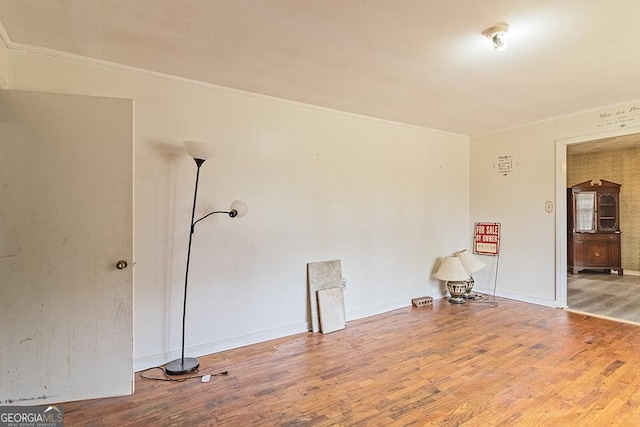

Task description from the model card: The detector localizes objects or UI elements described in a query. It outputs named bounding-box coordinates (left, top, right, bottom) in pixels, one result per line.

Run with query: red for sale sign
left=474, top=222, right=500, bottom=255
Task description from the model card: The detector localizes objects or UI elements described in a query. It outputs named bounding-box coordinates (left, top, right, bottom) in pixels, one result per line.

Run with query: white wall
left=470, top=102, right=640, bottom=306
left=8, top=49, right=470, bottom=370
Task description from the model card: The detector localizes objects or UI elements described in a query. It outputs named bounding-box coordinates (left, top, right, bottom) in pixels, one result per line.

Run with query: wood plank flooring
left=568, top=271, right=640, bottom=324
left=61, top=296, right=640, bottom=426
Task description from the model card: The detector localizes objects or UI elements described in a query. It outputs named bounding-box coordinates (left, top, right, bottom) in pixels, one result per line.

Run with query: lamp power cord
left=140, top=366, right=228, bottom=382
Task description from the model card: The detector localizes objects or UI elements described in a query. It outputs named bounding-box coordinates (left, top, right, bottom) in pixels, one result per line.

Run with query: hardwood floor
left=567, top=271, right=640, bottom=324
left=61, top=296, right=640, bottom=426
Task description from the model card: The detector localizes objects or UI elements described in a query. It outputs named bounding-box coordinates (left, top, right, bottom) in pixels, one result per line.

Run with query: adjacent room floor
left=567, top=271, right=640, bottom=324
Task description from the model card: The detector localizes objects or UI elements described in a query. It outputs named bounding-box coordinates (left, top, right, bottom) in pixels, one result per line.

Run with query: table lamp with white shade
left=456, top=249, right=487, bottom=300
left=434, top=256, right=471, bottom=304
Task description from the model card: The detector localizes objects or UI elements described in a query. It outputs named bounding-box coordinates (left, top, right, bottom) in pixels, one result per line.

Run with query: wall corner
left=0, top=19, right=11, bottom=88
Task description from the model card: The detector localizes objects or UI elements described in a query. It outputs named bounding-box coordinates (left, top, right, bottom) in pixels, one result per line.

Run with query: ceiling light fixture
left=482, top=23, right=509, bottom=51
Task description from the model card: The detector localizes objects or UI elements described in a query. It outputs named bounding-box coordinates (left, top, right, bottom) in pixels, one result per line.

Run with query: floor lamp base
left=165, top=357, right=199, bottom=375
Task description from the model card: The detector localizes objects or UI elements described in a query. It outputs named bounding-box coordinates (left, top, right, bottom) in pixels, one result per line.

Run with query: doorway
left=557, top=130, right=640, bottom=323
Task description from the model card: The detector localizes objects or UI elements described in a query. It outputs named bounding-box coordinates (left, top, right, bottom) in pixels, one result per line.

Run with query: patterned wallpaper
left=567, top=146, right=640, bottom=272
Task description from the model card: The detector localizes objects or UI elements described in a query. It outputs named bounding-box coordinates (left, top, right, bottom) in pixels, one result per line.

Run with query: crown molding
left=0, top=18, right=11, bottom=48
left=0, top=20, right=460, bottom=135
left=22, top=41, right=445, bottom=131
left=0, top=19, right=10, bottom=88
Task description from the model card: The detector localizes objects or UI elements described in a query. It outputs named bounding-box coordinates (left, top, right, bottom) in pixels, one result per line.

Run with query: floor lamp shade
left=184, top=140, right=216, bottom=161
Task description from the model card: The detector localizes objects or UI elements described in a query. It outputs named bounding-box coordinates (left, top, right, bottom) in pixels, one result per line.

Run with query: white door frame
left=555, top=126, right=640, bottom=307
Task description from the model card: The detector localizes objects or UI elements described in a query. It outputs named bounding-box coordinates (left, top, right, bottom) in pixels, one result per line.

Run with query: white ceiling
left=1, top=0, right=640, bottom=136
left=567, top=133, right=640, bottom=155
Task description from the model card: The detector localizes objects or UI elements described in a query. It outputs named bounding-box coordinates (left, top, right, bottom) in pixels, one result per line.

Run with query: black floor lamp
left=165, top=141, right=248, bottom=376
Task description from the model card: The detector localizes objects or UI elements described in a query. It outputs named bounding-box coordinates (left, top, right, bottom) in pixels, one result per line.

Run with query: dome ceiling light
left=483, top=23, right=509, bottom=51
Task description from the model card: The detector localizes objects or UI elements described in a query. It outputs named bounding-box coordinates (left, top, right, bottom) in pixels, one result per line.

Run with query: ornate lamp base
left=463, top=277, right=476, bottom=300
left=446, top=280, right=468, bottom=304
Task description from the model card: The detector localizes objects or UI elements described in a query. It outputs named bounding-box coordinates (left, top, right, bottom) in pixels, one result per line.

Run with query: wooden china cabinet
left=567, top=179, right=623, bottom=275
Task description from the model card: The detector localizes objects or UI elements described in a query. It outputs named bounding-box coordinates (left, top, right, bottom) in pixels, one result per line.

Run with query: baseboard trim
left=134, top=294, right=452, bottom=372
left=346, top=299, right=410, bottom=321
left=472, top=286, right=557, bottom=308
left=346, top=290, right=450, bottom=321
left=134, top=321, right=310, bottom=372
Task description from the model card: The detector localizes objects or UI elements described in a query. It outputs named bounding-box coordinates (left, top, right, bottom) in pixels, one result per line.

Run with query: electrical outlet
left=412, top=296, right=433, bottom=307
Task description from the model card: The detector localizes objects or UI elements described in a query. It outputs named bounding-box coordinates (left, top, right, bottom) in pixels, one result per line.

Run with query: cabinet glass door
left=575, top=192, right=595, bottom=231
left=598, top=193, right=617, bottom=230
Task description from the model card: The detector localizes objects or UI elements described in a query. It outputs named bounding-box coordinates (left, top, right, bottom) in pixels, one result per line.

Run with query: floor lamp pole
left=165, top=157, right=205, bottom=375
left=164, top=142, right=247, bottom=376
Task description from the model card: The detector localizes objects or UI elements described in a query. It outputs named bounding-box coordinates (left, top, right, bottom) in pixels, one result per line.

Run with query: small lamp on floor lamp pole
left=165, top=141, right=248, bottom=376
